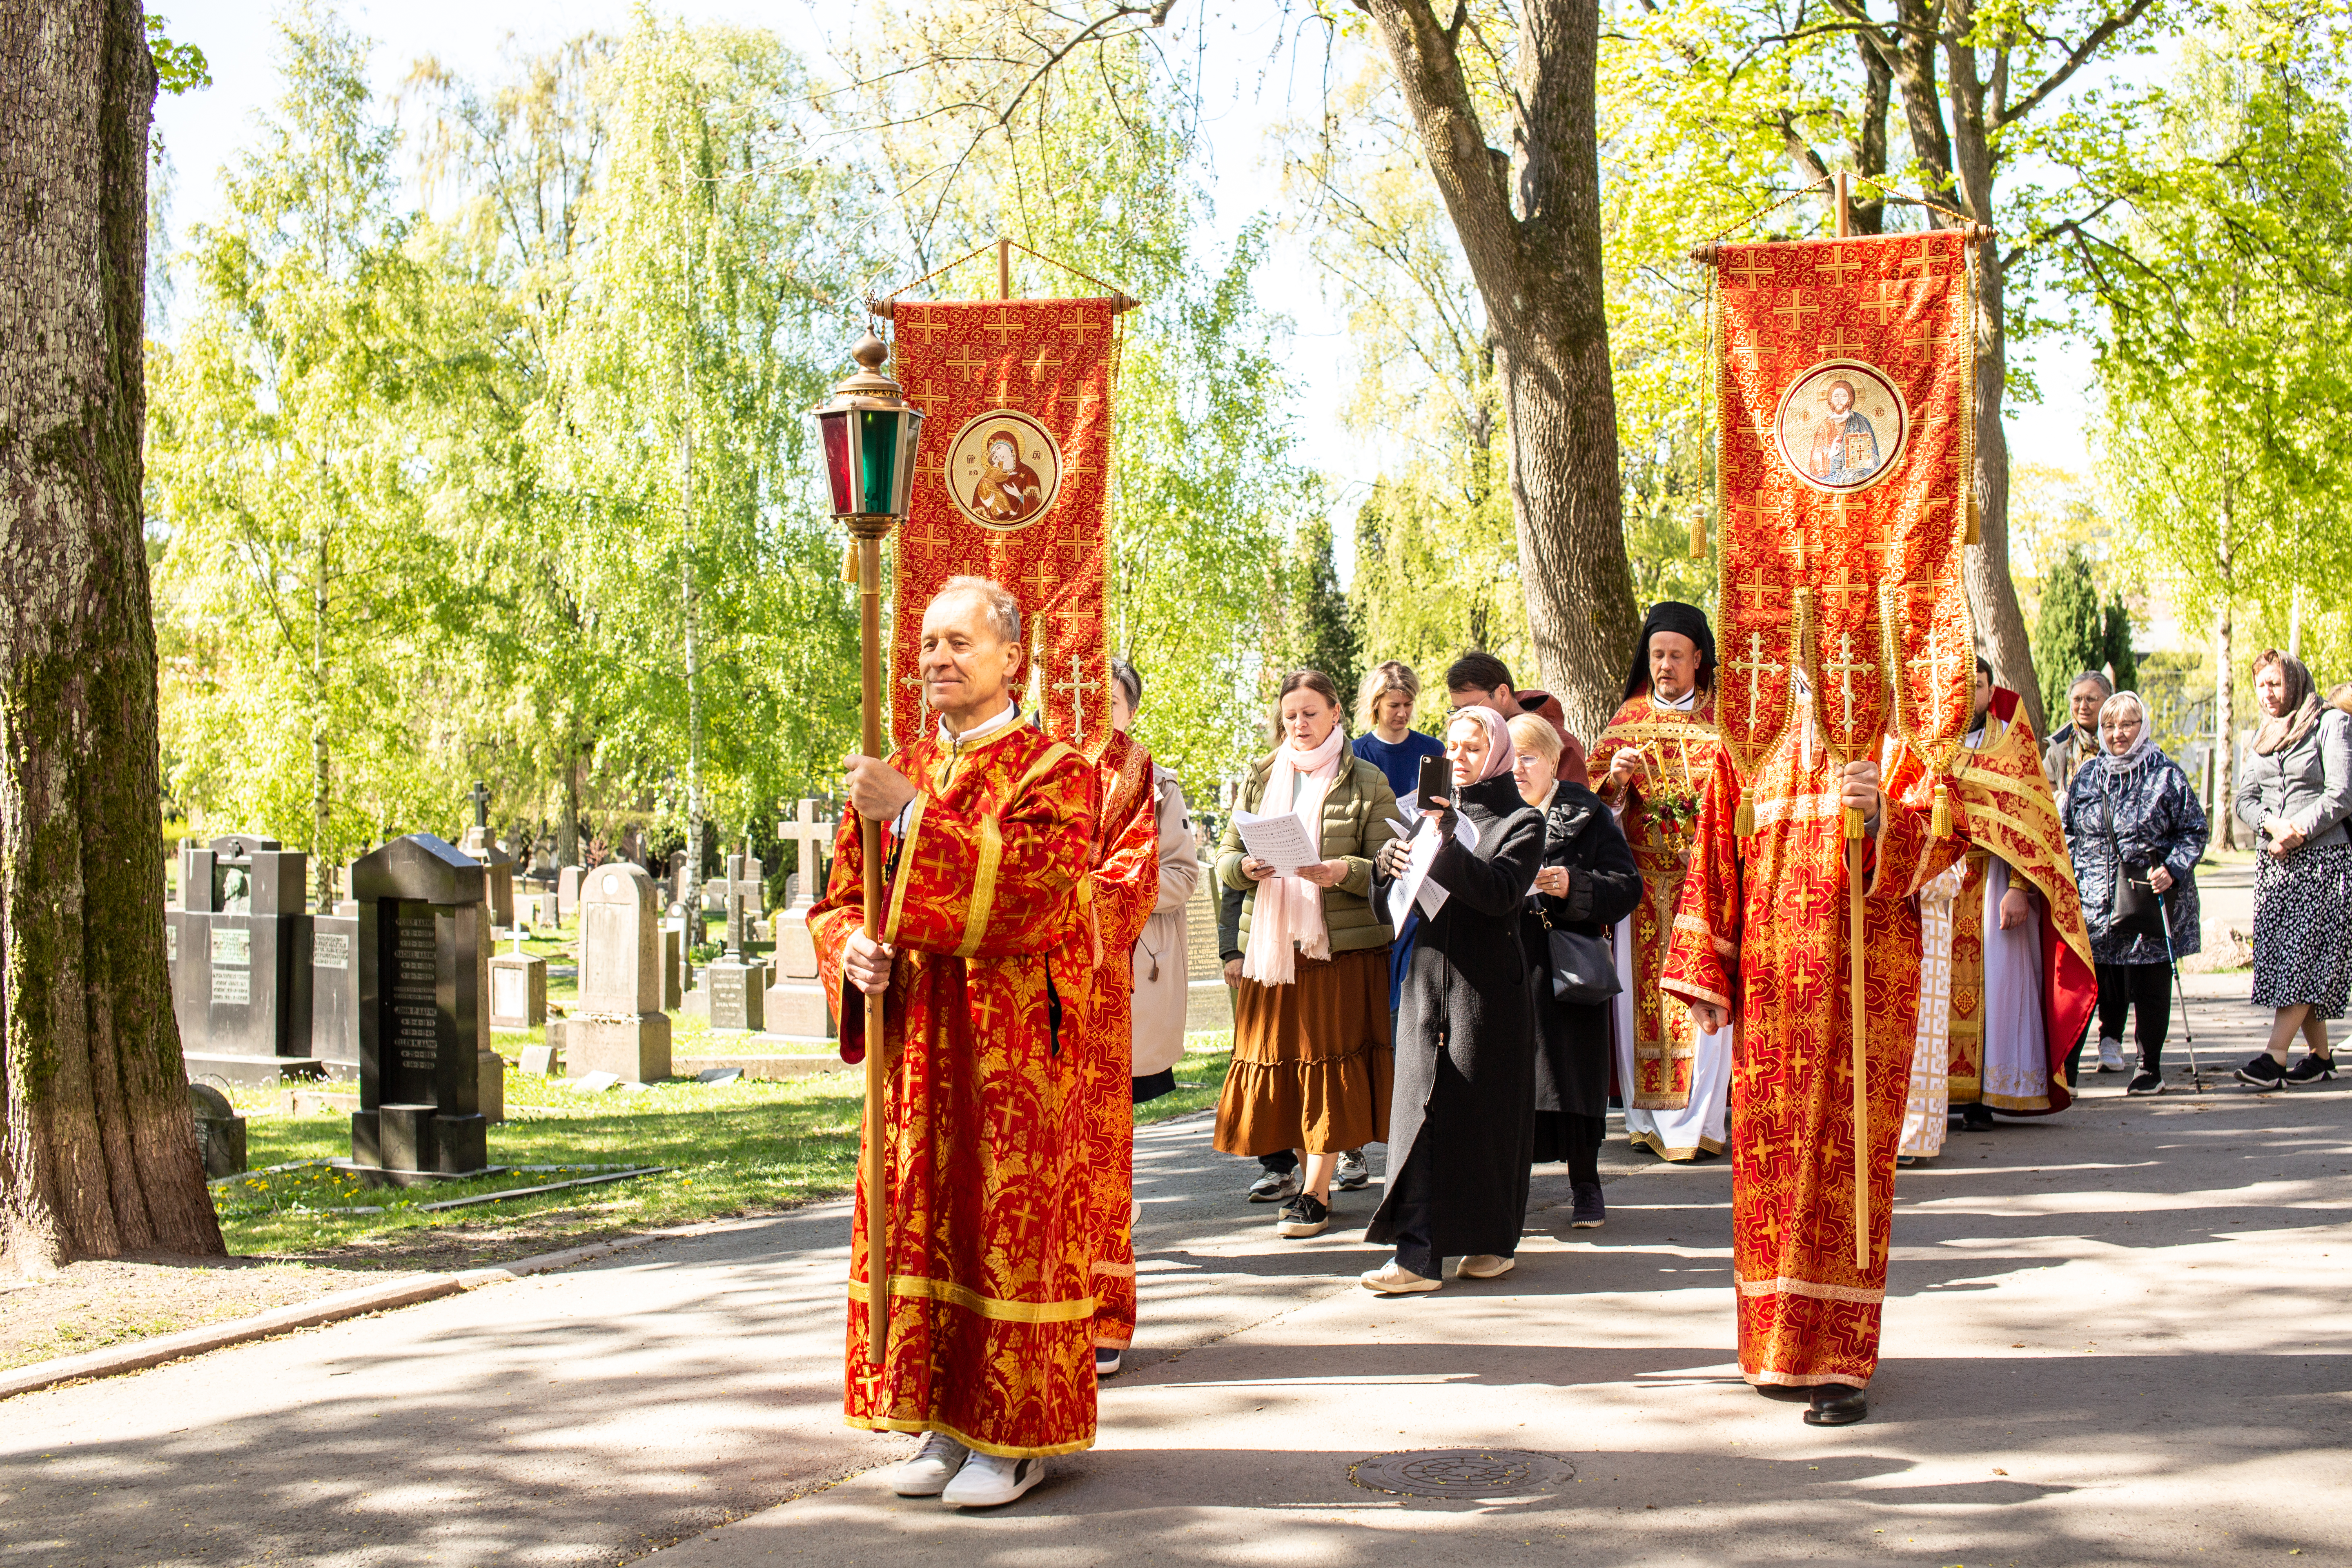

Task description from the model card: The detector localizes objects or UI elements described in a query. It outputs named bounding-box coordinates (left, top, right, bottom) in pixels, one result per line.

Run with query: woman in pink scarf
left=1212, top=671, right=1404, bottom=1241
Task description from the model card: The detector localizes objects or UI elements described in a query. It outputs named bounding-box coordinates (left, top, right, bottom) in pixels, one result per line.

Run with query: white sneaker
left=1359, top=1260, right=1442, bottom=1294
left=889, top=1432, right=969, bottom=1497
left=940, top=1451, right=1046, bottom=1508
left=2098, top=1037, right=2125, bottom=1073
left=1457, top=1254, right=1516, bottom=1279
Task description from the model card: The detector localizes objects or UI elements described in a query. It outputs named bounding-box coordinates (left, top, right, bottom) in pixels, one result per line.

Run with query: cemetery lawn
left=220, top=1036, right=1234, bottom=1273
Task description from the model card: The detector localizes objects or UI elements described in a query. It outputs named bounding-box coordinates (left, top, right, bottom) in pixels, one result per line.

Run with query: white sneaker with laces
left=1359, top=1260, right=1442, bottom=1294
left=1457, top=1254, right=1516, bottom=1279
left=2097, top=1036, right=2125, bottom=1073
left=889, top=1432, right=970, bottom=1497
left=941, top=1451, right=1046, bottom=1508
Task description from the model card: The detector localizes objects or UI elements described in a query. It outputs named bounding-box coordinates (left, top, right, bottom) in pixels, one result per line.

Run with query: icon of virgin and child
left=971, top=427, right=1047, bottom=524
left=1804, top=377, right=1885, bottom=486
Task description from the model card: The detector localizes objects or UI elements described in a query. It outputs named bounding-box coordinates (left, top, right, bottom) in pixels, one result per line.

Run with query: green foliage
left=2103, top=593, right=2139, bottom=693
left=2032, top=546, right=2107, bottom=715
left=1272, top=517, right=1361, bottom=705
left=1349, top=478, right=1529, bottom=728
left=147, top=15, right=212, bottom=96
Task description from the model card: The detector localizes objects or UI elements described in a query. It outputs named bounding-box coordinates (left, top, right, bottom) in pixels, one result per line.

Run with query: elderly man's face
left=919, top=590, right=1021, bottom=726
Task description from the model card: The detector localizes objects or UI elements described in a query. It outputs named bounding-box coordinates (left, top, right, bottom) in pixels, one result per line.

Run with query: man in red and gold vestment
left=1900, top=659, right=2095, bottom=1159
left=811, top=576, right=1098, bottom=1509
left=1590, top=602, right=1730, bottom=1174
left=1663, top=732, right=1954, bottom=1426
left=1075, top=670, right=1160, bottom=1377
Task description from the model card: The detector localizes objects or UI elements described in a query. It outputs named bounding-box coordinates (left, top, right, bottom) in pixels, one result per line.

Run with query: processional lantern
left=809, top=328, right=925, bottom=1371
left=814, top=331, right=925, bottom=526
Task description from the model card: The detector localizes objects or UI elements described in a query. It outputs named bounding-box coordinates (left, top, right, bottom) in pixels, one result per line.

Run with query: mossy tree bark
left=1355, top=0, right=1642, bottom=741
left=0, top=0, right=224, bottom=1267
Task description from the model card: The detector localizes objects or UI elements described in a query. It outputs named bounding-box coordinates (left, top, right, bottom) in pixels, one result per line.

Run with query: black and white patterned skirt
left=2250, top=839, right=2352, bottom=1016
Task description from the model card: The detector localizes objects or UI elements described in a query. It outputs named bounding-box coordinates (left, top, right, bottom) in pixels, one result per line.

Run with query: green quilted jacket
left=1216, top=752, right=1401, bottom=954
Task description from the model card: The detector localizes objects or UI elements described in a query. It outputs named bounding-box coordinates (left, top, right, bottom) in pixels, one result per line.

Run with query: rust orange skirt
left=1213, top=947, right=1393, bottom=1157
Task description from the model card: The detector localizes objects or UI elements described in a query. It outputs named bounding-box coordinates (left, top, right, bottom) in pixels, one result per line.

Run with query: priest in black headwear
left=1588, top=602, right=1732, bottom=1162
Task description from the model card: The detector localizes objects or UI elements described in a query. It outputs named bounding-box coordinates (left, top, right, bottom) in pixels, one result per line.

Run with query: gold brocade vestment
left=808, top=720, right=1099, bottom=1457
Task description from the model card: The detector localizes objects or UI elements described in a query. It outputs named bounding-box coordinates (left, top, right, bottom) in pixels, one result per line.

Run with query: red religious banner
left=889, top=298, right=1121, bottom=754
left=1703, top=229, right=1980, bottom=828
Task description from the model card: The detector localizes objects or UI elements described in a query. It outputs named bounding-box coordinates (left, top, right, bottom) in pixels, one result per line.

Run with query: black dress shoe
left=1803, top=1384, right=1869, bottom=1425
left=1960, top=1104, right=1996, bottom=1131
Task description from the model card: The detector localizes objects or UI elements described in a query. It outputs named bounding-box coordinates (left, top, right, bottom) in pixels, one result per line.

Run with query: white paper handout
left=1385, top=809, right=1481, bottom=928
left=1232, top=808, right=1321, bottom=876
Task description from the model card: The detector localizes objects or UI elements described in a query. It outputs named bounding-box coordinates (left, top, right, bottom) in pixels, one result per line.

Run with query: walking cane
left=2156, top=890, right=2204, bottom=1093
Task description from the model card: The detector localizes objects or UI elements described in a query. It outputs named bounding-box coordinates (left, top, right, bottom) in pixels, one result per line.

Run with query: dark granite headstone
left=169, top=835, right=320, bottom=1086
left=310, top=910, right=359, bottom=1073
left=346, top=835, right=495, bottom=1179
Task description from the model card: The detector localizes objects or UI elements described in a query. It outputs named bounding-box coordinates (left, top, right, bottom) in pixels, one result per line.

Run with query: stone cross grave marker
left=706, top=838, right=766, bottom=1032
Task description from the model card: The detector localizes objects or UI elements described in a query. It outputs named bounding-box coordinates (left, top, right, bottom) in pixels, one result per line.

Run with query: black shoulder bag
left=2100, top=781, right=2167, bottom=942
left=1541, top=906, right=1621, bottom=1004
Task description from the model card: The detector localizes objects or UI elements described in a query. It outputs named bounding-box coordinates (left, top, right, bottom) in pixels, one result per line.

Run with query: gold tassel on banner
left=1931, top=780, right=1953, bottom=840
left=1690, top=512, right=1708, bottom=561
left=1965, top=496, right=1982, bottom=545
left=1735, top=786, right=1757, bottom=838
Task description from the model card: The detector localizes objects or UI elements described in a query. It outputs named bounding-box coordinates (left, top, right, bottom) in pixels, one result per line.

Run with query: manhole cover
left=1350, top=1448, right=1575, bottom=1499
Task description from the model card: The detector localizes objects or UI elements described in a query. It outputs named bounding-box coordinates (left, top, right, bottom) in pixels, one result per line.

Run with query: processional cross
left=1055, top=654, right=1099, bottom=742
left=1726, top=632, right=1789, bottom=717
left=1823, top=633, right=1880, bottom=734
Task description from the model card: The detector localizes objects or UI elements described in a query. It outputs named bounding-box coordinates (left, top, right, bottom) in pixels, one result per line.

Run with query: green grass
left=222, top=1036, right=1232, bottom=1265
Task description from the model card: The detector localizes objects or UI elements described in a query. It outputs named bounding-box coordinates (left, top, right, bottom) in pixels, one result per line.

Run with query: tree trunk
left=1359, top=0, right=1639, bottom=740
left=0, top=0, right=225, bottom=1268
left=1963, top=236, right=2041, bottom=734
left=2214, top=498, right=2236, bottom=853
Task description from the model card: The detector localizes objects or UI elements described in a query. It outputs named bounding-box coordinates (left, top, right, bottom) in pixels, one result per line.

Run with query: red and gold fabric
left=891, top=298, right=1122, bottom=755
left=1706, top=231, right=1980, bottom=804
left=1943, top=690, right=2096, bottom=1113
left=1591, top=693, right=1723, bottom=1109
left=1661, top=734, right=1960, bottom=1388
left=1075, top=730, right=1160, bottom=1352
left=806, top=721, right=1099, bottom=1457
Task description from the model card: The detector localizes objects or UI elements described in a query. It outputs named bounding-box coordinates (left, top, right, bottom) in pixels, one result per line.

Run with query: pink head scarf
left=1446, top=705, right=1515, bottom=786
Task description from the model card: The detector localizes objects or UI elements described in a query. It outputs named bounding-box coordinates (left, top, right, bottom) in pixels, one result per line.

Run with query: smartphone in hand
left=1416, top=753, right=1449, bottom=812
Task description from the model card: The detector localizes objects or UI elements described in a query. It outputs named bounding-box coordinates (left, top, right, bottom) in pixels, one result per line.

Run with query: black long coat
left=1365, top=773, right=1546, bottom=1260
left=1521, top=783, right=1644, bottom=1135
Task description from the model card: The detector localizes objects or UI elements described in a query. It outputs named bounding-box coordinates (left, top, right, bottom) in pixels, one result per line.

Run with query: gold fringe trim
left=1737, top=1275, right=1885, bottom=1305
left=844, top=1415, right=1095, bottom=1460
left=856, top=1273, right=1099, bottom=1324
left=1735, top=786, right=1757, bottom=837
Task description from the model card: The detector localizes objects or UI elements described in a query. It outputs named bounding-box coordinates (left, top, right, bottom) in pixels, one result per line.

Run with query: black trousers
left=1532, top=1110, right=1604, bottom=1188
left=2096, top=961, right=2171, bottom=1067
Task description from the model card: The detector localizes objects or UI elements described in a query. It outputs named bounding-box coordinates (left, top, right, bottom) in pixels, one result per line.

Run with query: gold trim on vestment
left=844, top=1414, right=1096, bottom=1460
left=1745, top=1370, right=1872, bottom=1389
left=1748, top=791, right=1852, bottom=829
left=854, top=1274, right=1098, bottom=1323
left=1737, top=1275, right=1885, bottom=1305
left=958, top=814, right=1005, bottom=958
left=1629, top=1127, right=1726, bottom=1162
left=1091, top=1260, right=1136, bottom=1278
left=883, top=795, right=926, bottom=945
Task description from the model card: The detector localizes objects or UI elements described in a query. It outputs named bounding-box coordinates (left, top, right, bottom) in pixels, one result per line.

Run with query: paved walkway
left=3, top=985, right=2346, bottom=1566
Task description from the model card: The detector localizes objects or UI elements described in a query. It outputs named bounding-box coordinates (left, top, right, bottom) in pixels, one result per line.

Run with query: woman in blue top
left=1353, top=661, right=1447, bottom=800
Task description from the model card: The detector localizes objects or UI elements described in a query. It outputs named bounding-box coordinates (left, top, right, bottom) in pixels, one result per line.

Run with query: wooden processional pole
left=1832, top=170, right=1872, bottom=1270
left=851, top=512, right=891, bottom=1366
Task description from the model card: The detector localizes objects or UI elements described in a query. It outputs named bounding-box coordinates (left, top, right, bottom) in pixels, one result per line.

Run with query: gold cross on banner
left=1915, top=496, right=1954, bottom=532
left=1814, top=250, right=1865, bottom=284
left=1726, top=632, right=1789, bottom=715
left=1820, top=491, right=1862, bottom=529
left=1734, top=570, right=1777, bottom=612
left=1817, top=324, right=1868, bottom=360
left=1059, top=450, right=1097, bottom=483
left=981, top=307, right=1024, bottom=345
left=1859, top=535, right=1902, bottom=570
left=1051, top=385, right=1093, bottom=422
left=1772, top=296, right=1822, bottom=335
left=1824, top=632, right=1880, bottom=732
left=905, top=315, right=953, bottom=342
left=902, top=513, right=951, bottom=549
left=941, top=341, right=990, bottom=380
left=1859, top=283, right=1902, bottom=326
left=1016, top=558, right=1057, bottom=601
left=1903, top=321, right=1944, bottom=356
left=1822, top=565, right=1871, bottom=612
left=1727, top=497, right=1770, bottom=535
left=1058, top=311, right=1107, bottom=336
left=1726, top=252, right=1775, bottom=288
left=1897, top=242, right=1942, bottom=280
left=1778, top=532, right=1816, bottom=574
left=1054, top=654, right=1099, bottom=742
left=1027, top=344, right=1064, bottom=379
left=1907, top=626, right=1963, bottom=695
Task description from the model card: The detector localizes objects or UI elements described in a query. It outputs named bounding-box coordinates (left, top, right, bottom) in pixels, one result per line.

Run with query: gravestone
left=1183, top=850, right=1233, bottom=1034
left=568, top=862, right=671, bottom=1082
left=345, top=834, right=497, bottom=1180
left=704, top=844, right=766, bottom=1033
left=310, top=906, right=360, bottom=1074
left=169, top=835, right=321, bottom=1086
left=459, top=783, right=517, bottom=932
left=764, top=799, right=838, bottom=1039
left=189, top=1082, right=247, bottom=1178
left=489, top=930, right=547, bottom=1030
left=662, top=925, right=684, bottom=1010
left=556, top=864, right=584, bottom=922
